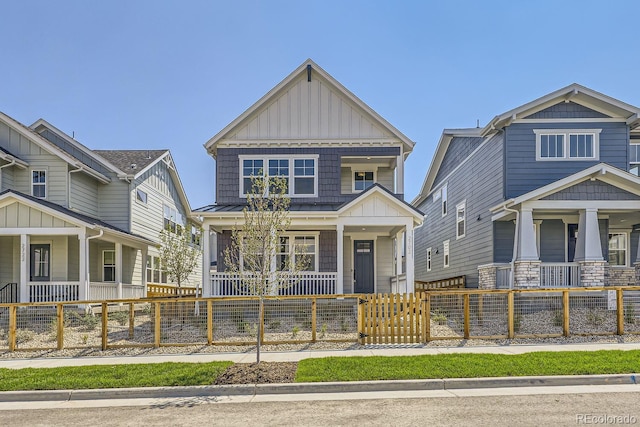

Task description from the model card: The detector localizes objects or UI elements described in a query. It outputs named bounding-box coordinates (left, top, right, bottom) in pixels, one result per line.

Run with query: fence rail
left=1, top=287, right=639, bottom=352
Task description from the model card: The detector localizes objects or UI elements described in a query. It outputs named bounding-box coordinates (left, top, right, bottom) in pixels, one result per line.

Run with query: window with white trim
left=535, top=129, right=600, bottom=161
left=354, top=171, right=375, bottom=191
left=441, top=184, right=448, bottom=216
left=241, top=234, right=318, bottom=272
left=190, top=225, right=201, bottom=246
left=32, top=170, right=46, bottom=198
left=608, top=232, right=628, bottom=266
left=103, top=250, right=115, bottom=282
left=163, top=205, right=183, bottom=233
left=136, top=188, right=148, bottom=204
left=426, top=247, right=432, bottom=272
left=629, top=142, right=640, bottom=175
left=240, top=156, right=318, bottom=197
left=268, top=159, right=289, bottom=194
left=456, top=202, right=466, bottom=239
left=294, top=235, right=316, bottom=271
left=443, top=240, right=450, bottom=268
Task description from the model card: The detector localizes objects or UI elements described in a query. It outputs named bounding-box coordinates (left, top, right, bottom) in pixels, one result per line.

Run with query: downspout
left=85, top=229, right=104, bottom=299
left=502, top=205, right=519, bottom=289
left=68, top=166, right=84, bottom=209
left=0, top=159, right=17, bottom=190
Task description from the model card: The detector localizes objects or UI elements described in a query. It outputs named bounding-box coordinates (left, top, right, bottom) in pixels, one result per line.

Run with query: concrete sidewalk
left=2, top=342, right=640, bottom=369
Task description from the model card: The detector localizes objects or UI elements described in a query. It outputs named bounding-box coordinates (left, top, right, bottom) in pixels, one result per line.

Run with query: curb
left=0, top=374, right=637, bottom=402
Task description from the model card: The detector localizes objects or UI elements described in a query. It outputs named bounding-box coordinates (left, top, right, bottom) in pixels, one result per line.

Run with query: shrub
left=552, top=310, right=563, bottom=327
left=586, top=310, right=604, bottom=327
left=432, top=313, right=447, bottom=325
left=291, top=325, right=300, bottom=338
left=320, top=323, right=328, bottom=339
left=109, top=311, right=129, bottom=326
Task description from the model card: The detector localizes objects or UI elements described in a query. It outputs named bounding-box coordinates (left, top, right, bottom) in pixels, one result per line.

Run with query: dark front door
left=354, top=240, right=374, bottom=293
left=567, top=224, right=578, bottom=262
left=30, top=244, right=51, bottom=281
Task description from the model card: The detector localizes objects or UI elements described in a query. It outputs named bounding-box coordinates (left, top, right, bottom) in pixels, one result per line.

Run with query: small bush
left=291, top=325, right=300, bottom=338
left=552, top=310, right=563, bottom=327
left=513, top=313, right=522, bottom=333
left=586, top=310, right=604, bottom=327
left=432, top=313, right=447, bottom=325
left=320, top=323, right=328, bottom=339
left=109, top=311, right=129, bottom=326
left=624, top=304, right=636, bottom=325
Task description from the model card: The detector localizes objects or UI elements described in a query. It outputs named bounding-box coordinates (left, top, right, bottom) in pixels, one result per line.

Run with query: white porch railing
left=90, top=282, right=118, bottom=300
left=390, top=274, right=407, bottom=293
left=28, top=282, right=80, bottom=303
left=209, top=272, right=338, bottom=296
left=540, top=263, right=580, bottom=287
left=123, top=284, right=145, bottom=299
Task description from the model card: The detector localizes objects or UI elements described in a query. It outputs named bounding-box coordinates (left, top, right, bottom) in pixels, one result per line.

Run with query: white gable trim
left=204, top=59, right=415, bottom=155
left=338, top=186, right=423, bottom=225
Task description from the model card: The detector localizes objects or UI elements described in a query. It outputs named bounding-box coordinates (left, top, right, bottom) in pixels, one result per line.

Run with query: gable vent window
left=535, top=129, right=600, bottom=161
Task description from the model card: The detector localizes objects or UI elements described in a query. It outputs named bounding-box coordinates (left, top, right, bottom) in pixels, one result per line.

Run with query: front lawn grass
left=0, top=361, right=233, bottom=391
left=295, top=350, right=640, bottom=382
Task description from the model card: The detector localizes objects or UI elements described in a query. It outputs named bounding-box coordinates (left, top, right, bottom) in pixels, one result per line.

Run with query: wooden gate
left=357, top=293, right=426, bottom=344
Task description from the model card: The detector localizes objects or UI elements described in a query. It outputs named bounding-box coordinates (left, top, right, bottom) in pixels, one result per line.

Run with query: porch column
left=574, top=208, right=603, bottom=261
left=78, top=230, right=87, bottom=301
left=115, top=242, right=123, bottom=300
left=201, top=226, right=211, bottom=297
left=575, top=208, right=605, bottom=287
left=336, top=224, right=344, bottom=295
left=395, top=230, right=403, bottom=276
left=141, top=247, right=148, bottom=298
left=19, top=234, right=29, bottom=303
left=405, top=220, right=415, bottom=295
left=517, top=208, right=538, bottom=261
left=396, top=151, right=404, bottom=196
left=514, top=207, right=540, bottom=287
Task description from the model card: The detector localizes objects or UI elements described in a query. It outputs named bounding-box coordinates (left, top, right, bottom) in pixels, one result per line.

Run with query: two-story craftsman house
left=413, top=84, right=640, bottom=289
left=196, top=60, right=423, bottom=296
left=0, top=114, right=200, bottom=303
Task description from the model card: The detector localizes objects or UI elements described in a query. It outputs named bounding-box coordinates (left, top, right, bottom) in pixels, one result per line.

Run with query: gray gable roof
left=93, top=150, right=167, bottom=174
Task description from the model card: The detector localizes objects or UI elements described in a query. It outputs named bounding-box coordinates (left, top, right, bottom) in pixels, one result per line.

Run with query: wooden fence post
left=463, top=293, right=470, bottom=339
left=616, top=288, right=624, bottom=336
left=207, top=300, right=213, bottom=345
left=311, top=298, right=317, bottom=342
left=128, top=302, right=135, bottom=339
left=8, top=305, right=16, bottom=352
left=563, top=290, right=570, bottom=337
left=507, top=291, right=514, bottom=339
left=424, top=293, right=431, bottom=343
left=154, top=302, right=161, bottom=348
left=57, top=304, right=64, bottom=350
left=101, top=302, right=108, bottom=351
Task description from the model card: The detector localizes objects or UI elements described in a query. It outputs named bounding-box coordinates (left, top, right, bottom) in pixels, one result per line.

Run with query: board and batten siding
left=504, top=121, right=628, bottom=199
left=0, top=121, right=69, bottom=206
left=0, top=166, right=14, bottom=191
left=414, top=133, right=505, bottom=288
left=0, top=202, right=76, bottom=228
left=227, top=73, right=392, bottom=141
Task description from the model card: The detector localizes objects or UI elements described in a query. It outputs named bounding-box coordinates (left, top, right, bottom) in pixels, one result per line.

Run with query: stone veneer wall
left=606, top=266, right=636, bottom=286
left=513, top=261, right=540, bottom=288
left=478, top=264, right=497, bottom=290
left=579, top=261, right=606, bottom=287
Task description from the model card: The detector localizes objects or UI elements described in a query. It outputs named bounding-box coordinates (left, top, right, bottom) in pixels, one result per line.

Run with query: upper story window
left=163, top=205, right=183, bottom=233
left=239, top=155, right=318, bottom=198
left=534, top=129, right=601, bottom=161
left=32, top=170, right=47, bottom=198
left=354, top=171, right=375, bottom=192
left=191, top=225, right=201, bottom=246
left=136, top=188, right=148, bottom=205
left=629, top=142, right=640, bottom=175
left=456, top=201, right=466, bottom=239
left=426, top=247, right=432, bottom=272
left=443, top=240, right=450, bottom=268
left=441, top=184, right=448, bottom=217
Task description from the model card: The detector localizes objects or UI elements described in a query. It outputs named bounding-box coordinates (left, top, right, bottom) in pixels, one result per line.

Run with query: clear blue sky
left=2, top=1, right=639, bottom=209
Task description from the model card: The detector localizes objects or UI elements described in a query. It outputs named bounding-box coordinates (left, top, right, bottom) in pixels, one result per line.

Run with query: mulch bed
left=214, top=361, right=298, bottom=385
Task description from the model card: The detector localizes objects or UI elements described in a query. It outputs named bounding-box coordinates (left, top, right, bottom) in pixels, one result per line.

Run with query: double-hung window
left=240, top=156, right=318, bottom=197
left=441, top=184, right=448, bottom=216
left=426, top=247, right=432, bottom=272
left=103, top=250, right=116, bottom=282
left=294, top=236, right=316, bottom=271
left=456, top=202, right=466, bottom=239
left=354, top=171, right=375, bottom=191
left=630, top=143, right=640, bottom=175
left=608, top=233, right=627, bottom=266
left=32, top=170, right=47, bottom=198
left=535, top=129, right=600, bottom=161
left=443, top=240, right=450, bottom=268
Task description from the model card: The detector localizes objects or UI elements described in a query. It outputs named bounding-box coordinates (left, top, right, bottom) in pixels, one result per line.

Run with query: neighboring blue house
left=195, top=59, right=424, bottom=296
left=413, top=84, right=640, bottom=289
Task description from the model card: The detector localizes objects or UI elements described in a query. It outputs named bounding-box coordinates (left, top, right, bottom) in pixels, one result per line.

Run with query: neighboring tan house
left=195, top=59, right=423, bottom=296
left=0, top=114, right=200, bottom=303
left=413, top=84, right=640, bottom=289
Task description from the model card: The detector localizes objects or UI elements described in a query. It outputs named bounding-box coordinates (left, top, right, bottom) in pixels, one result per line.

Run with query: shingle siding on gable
left=414, top=133, right=504, bottom=288
left=215, top=146, right=400, bottom=205
left=504, top=122, right=628, bottom=199
left=542, top=180, right=640, bottom=201
left=524, top=102, right=610, bottom=119
left=433, top=137, right=484, bottom=187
